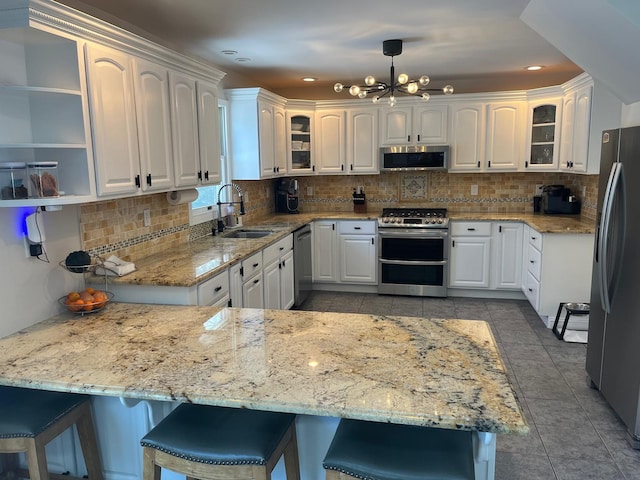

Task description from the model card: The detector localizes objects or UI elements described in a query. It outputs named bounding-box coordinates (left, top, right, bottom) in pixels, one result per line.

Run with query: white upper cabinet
left=560, top=83, right=592, bottom=172
left=379, top=104, right=448, bottom=145
left=132, top=57, right=174, bottom=192
left=196, top=80, right=222, bottom=185
left=346, top=108, right=379, bottom=174
left=525, top=97, right=562, bottom=171
left=448, top=103, right=486, bottom=171
left=288, top=111, right=314, bottom=175
left=315, top=109, right=346, bottom=174
left=485, top=102, right=525, bottom=171
left=86, top=43, right=141, bottom=196
left=227, top=88, right=287, bottom=180
left=169, top=71, right=200, bottom=187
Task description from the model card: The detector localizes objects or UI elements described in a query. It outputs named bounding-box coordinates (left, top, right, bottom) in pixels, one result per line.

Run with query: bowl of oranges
left=59, top=288, right=114, bottom=314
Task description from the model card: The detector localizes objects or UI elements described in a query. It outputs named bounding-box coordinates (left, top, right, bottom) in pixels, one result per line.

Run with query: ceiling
left=54, top=0, right=584, bottom=100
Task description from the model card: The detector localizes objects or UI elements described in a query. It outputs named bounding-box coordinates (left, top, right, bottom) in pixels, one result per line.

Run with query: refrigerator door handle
left=599, top=162, right=625, bottom=313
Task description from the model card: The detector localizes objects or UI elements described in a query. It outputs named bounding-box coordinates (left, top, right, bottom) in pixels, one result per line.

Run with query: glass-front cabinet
left=287, top=112, right=313, bottom=174
left=526, top=99, right=562, bottom=170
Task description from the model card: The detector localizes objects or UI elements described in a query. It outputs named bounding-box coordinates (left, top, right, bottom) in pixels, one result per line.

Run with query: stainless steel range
left=378, top=208, right=449, bottom=297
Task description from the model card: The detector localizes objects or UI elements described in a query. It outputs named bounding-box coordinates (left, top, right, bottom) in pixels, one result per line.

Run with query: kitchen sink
left=223, top=229, right=274, bottom=239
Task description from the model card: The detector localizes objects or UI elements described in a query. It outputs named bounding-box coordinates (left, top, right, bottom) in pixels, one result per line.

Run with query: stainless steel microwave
left=380, top=145, right=449, bottom=172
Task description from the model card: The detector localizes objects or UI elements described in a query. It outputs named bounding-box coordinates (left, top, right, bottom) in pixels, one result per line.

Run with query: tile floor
left=298, top=291, right=640, bottom=480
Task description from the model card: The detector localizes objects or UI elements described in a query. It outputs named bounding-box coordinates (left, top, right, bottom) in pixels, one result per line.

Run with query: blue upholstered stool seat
left=323, top=419, right=475, bottom=480
left=0, top=386, right=88, bottom=438
left=141, top=404, right=296, bottom=466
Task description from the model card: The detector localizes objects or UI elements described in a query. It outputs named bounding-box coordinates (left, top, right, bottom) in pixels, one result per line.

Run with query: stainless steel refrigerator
left=587, top=126, right=640, bottom=448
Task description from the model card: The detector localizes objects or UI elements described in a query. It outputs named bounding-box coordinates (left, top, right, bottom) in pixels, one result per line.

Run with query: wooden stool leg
left=25, top=439, right=49, bottom=480
left=75, top=402, right=103, bottom=480
left=142, top=447, right=161, bottom=480
left=283, top=425, right=300, bottom=480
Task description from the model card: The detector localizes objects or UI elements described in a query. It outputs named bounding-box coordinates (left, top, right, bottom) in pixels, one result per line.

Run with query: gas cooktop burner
left=378, top=208, right=448, bottom=228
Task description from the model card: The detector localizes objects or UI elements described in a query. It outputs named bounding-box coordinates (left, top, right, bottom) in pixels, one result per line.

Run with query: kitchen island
left=0, top=304, right=526, bottom=480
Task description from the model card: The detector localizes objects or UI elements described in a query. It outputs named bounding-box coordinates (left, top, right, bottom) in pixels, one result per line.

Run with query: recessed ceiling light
left=302, top=77, right=317, bottom=82
left=221, top=50, right=238, bottom=55
left=235, top=57, right=251, bottom=62
left=525, top=65, right=543, bottom=71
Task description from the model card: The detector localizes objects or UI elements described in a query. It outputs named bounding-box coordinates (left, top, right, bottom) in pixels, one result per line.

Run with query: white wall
left=0, top=206, right=84, bottom=338
left=621, top=101, right=640, bottom=127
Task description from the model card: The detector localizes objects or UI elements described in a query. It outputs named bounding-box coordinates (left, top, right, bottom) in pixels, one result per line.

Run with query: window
left=190, top=100, right=230, bottom=226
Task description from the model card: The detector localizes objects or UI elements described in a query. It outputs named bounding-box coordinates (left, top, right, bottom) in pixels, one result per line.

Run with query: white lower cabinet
left=263, top=235, right=295, bottom=310
left=313, top=220, right=339, bottom=282
left=338, top=221, right=377, bottom=284
left=229, top=262, right=243, bottom=308
left=491, top=222, right=523, bottom=289
left=197, top=269, right=230, bottom=306
left=449, top=222, right=492, bottom=288
left=521, top=227, right=594, bottom=323
left=241, top=250, right=264, bottom=309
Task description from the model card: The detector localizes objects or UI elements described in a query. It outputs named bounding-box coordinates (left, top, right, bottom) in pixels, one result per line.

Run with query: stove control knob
left=382, top=218, right=389, bottom=223
left=395, top=218, right=402, bottom=224
left=437, top=218, right=443, bottom=224
left=430, top=219, right=437, bottom=224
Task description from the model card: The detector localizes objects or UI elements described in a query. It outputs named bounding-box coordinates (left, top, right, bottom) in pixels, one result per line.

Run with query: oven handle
left=378, top=259, right=448, bottom=266
left=378, top=230, right=449, bottom=239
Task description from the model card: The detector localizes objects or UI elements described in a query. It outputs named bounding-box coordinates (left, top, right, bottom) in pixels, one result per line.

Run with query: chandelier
left=333, top=39, right=454, bottom=106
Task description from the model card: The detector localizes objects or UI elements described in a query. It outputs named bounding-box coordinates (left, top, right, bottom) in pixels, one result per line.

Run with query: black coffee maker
left=276, top=178, right=299, bottom=214
left=542, top=185, right=581, bottom=215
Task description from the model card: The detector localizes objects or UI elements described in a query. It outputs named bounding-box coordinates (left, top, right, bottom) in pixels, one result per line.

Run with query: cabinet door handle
left=239, top=267, right=244, bottom=276
left=341, top=165, right=344, bottom=171
left=525, top=161, right=529, bottom=168
left=198, top=170, right=203, bottom=180
left=146, top=174, right=152, bottom=186
left=282, top=259, right=286, bottom=267
left=499, top=226, right=502, bottom=233
left=350, top=164, right=353, bottom=171
left=214, top=286, right=222, bottom=292
left=135, top=175, right=141, bottom=188
left=488, top=161, right=491, bottom=168
left=332, top=224, right=335, bottom=230
left=371, top=238, right=374, bottom=245
left=204, top=171, right=209, bottom=181
left=417, top=134, right=421, bottom=142
left=477, top=161, right=481, bottom=168
left=279, top=262, right=282, bottom=270
left=312, top=165, right=316, bottom=172
left=452, top=240, right=456, bottom=247
left=408, top=135, right=411, bottom=142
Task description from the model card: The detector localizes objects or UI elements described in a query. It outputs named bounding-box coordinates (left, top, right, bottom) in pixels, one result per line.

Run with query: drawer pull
left=279, top=246, right=284, bottom=250
left=253, top=262, right=259, bottom=268
left=467, top=228, right=476, bottom=231
left=354, top=227, right=361, bottom=230
left=531, top=236, right=537, bottom=240
left=528, top=288, right=533, bottom=292
left=530, top=260, right=535, bottom=263
left=253, top=278, right=260, bottom=284
left=214, top=286, right=222, bottom=292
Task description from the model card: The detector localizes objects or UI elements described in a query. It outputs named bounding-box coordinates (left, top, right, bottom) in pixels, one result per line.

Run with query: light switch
left=307, top=186, right=313, bottom=196
left=471, top=184, right=478, bottom=196
left=143, top=209, right=151, bottom=226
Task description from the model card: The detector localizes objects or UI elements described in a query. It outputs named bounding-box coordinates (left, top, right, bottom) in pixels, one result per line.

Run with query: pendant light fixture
left=333, top=39, right=454, bottom=106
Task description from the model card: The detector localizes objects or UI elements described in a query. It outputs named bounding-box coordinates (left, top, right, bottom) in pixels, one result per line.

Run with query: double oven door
left=378, top=228, right=448, bottom=297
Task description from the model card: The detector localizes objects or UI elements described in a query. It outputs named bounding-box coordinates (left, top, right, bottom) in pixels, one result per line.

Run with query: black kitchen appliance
left=542, top=185, right=581, bottom=215
left=275, top=178, right=299, bottom=214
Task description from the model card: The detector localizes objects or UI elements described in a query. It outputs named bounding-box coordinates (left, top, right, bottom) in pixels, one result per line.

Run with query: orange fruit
left=93, top=291, right=107, bottom=308
left=84, top=287, right=95, bottom=295
left=67, top=292, right=81, bottom=302
left=68, top=299, right=84, bottom=312
left=79, top=291, right=94, bottom=303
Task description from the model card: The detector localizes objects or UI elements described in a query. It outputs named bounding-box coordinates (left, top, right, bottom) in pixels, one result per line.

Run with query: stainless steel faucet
left=216, top=183, right=245, bottom=233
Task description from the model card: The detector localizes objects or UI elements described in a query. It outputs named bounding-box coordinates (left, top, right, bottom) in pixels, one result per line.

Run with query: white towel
left=95, top=255, right=136, bottom=276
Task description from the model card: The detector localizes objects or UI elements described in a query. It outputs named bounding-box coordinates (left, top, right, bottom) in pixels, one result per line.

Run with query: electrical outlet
left=535, top=184, right=544, bottom=196
left=265, top=187, right=271, bottom=198
left=143, top=209, right=151, bottom=227
left=582, top=185, right=586, bottom=197
left=470, top=184, right=478, bottom=196
left=307, top=186, right=313, bottom=196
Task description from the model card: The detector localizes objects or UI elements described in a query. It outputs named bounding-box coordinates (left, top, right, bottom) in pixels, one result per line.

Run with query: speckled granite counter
left=96, top=211, right=593, bottom=289
left=0, top=304, right=527, bottom=435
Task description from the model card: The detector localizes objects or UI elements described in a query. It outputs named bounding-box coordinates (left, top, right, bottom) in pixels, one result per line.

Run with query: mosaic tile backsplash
left=79, top=172, right=598, bottom=262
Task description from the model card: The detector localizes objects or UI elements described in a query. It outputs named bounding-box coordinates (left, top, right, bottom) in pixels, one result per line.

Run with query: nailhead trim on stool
left=141, top=404, right=300, bottom=479
left=323, top=419, right=475, bottom=480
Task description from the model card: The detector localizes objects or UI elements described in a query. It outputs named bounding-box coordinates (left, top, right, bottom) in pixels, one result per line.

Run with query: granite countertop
left=97, top=211, right=594, bottom=289
left=0, top=304, right=528, bottom=434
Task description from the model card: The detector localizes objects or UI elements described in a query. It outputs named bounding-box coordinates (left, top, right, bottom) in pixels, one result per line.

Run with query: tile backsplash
left=79, top=172, right=598, bottom=262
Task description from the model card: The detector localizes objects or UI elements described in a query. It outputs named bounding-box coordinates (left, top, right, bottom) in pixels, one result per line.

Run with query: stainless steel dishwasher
left=293, top=224, right=312, bottom=307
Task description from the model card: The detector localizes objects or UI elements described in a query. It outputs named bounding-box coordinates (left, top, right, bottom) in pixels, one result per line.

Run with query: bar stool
left=552, top=302, right=590, bottom=340
left=0, top=386, right=103, bottom=480
left=322, top=419, right=475, bottom=480
left=140, top=404, right=300, bottom=480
